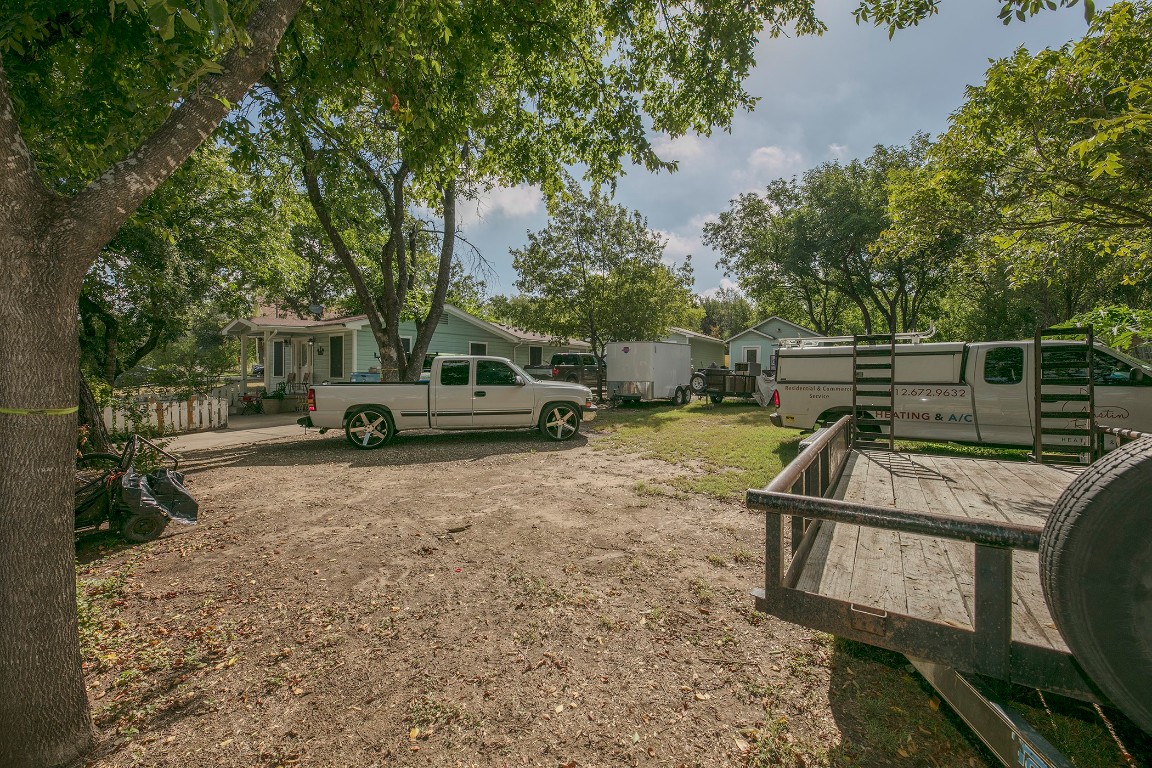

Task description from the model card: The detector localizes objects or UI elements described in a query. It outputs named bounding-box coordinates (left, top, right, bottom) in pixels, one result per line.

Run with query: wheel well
left=539, top=400, right=581, bottom=420
left=816, top=408, right=853, bottom=426
left=342, top=404, right=394, bottom=426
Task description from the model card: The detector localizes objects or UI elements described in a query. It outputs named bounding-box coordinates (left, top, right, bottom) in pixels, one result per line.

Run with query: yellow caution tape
left=0, top=406, right=79, bottom=416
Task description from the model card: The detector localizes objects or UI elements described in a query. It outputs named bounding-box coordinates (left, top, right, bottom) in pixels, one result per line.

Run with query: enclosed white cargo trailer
left=606, top=342, right=693, bottom=405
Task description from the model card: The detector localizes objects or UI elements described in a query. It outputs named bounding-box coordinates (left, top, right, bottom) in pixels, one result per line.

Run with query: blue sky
left=456, top=1, right=1102, bottom=298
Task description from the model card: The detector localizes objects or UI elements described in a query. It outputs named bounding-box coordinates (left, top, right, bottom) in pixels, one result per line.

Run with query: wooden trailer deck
left=790, top=451, right=1081, bottom=653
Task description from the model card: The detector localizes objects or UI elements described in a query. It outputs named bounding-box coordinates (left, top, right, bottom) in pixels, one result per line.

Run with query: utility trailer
left=605, top=342, right=694, bottom=405
left=688, top=363, right=765, bottom=404
left=747, top=329, right=1152, bottom=766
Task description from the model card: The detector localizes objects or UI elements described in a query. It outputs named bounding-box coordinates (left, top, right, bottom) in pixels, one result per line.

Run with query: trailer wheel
left=1039, top=436, right=1152, bottom=733
left=689, top=372, right=707, bottom=395
left=344, top=407, right=395, bottom=449
left=672, top=387, right=684, bottom=406
left=709, top=395, right=723, bottom=405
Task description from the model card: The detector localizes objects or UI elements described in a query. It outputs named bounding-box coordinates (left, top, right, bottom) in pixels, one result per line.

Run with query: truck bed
left=791, top=451, right=1081, bottom=652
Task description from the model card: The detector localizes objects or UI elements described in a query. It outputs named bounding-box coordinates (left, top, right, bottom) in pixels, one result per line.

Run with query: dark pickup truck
left=526, top=352, right=605, bottom=388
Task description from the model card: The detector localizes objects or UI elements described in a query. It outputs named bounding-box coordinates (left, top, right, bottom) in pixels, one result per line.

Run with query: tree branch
left=68, top=0, right=305, bottom=269
left=0, top=55, right=53, bottom=215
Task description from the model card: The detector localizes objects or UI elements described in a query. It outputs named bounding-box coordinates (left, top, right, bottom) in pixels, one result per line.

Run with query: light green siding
left=729, top=318, right=821, bottom=371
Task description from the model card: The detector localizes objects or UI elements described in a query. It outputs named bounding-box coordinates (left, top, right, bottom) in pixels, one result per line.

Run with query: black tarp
left=120, top=468, right=198, bottom=524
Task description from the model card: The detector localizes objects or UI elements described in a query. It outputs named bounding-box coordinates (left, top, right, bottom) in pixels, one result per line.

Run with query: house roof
left=667, top=326, right=725, bottom=344
left=726, top=316, right=820, bottom=344
left=223, top=304, right=590, bottom=349
left=488, top=321, right=591, bottom=349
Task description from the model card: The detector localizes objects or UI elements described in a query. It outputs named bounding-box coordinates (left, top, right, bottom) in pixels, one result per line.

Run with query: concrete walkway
left=165, top=412, right=313, bottom=453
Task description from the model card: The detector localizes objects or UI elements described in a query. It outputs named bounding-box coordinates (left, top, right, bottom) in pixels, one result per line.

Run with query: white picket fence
left=103, top=393, right=229, bottom=435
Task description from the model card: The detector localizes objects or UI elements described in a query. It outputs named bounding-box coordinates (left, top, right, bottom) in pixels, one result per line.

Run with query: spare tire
left=1040, top=436, right=1152, bottom=733
left=689, top=372, right=708, bottom=395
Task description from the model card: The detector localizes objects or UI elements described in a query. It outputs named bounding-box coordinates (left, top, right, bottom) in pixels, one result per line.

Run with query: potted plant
left=260, top=382, right=287, bottom=414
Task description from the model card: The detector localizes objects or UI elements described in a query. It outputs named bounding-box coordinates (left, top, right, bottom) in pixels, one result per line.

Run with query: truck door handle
left=474, top=391, right=486, bottom=397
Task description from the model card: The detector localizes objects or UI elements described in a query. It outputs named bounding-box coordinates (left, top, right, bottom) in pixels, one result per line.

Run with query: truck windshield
left=1107, top=347, right=1152, bottom=376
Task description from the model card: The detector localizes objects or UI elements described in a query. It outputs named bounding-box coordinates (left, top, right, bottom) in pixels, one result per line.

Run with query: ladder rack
left=852, top=333, right=897, bottom=450
left=780, top=324, right=936, bottom=349
left=1032, top=326, right=1097, bottom=466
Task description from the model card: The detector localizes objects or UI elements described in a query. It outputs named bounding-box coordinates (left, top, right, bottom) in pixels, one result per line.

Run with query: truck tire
left=1039, top=436, right=1152, bottom=733
left=540, top=403, right=581, bottom=441
left=565, top=374, right=579, bottom=383
left=344, top=406, right=395, bottom=449
left=689, top=372, right=708, bottom=395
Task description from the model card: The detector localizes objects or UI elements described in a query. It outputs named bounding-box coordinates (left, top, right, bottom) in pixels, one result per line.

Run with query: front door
left=473, top=360, right=534, bottom=428
left=433, top=359, right=473, bottom=427
left=972, top=344, right=1033, bottom=445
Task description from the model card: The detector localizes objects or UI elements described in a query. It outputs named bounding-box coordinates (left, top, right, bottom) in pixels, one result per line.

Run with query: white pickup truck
left=301, top=356, right=596, bottom=449
left=770, top=339, right=1152, bottom=446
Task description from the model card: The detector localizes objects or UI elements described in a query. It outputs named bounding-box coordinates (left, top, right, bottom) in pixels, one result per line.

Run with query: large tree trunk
left=0, top=241, right=93, bottom=766
left=0, top=1, right=302, bottom=763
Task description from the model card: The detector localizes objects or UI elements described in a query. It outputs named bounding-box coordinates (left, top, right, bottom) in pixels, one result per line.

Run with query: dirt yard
left=77, top=422, right=1006, bottom=767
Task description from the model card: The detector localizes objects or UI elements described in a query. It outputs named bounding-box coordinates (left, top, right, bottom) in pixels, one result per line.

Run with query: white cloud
left=699, top=278, right=743, bottom=298
left=458, top=184, right=543, bottom=228
left=827, top=143, right=850, bottom=160
left=656, top=230, right=701, bottom=262
left=747, top=145, right=804, bottom=175
left=729, top=145, right=806, bottom=193
left=652, top=133, right=709, bottom=163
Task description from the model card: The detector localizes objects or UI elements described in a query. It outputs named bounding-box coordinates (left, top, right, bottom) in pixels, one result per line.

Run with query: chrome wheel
left=541, top=404, right=580, bottom=441
left=345, top=408, right=393, bottom=449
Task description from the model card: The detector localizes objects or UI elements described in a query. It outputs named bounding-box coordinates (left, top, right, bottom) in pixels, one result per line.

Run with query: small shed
left=726, top=317, right=822, bottom=373
left=662, top=327, right=727, bottom=370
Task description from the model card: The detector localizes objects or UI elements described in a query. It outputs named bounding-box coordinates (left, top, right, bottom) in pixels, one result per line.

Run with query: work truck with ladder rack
left=749, top=327, right=1152, bottom=767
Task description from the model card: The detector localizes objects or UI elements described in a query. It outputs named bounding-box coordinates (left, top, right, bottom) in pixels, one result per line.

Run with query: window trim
left=743, top=346, right=759, bottom=364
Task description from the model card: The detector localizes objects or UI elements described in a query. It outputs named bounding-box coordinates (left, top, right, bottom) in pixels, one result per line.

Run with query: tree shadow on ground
left=177, top=427, right=587, bottom=475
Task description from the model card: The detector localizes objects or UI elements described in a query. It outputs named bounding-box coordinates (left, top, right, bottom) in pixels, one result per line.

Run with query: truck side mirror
left=515, top=375, right=526, bottom=386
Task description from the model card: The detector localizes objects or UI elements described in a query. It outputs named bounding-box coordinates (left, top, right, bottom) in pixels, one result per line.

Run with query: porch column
left=263, top=331, right=273, bottom=391
left=240, top=333, right=249, bottom=396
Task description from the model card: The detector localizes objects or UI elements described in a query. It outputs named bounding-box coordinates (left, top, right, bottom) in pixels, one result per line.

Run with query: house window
left=529, top=346, right=543, bottom=366
left=744, top=347, right=759, bottom=364
left=469, top=342, right=488, bottom=356
left=401, top=337, right=413, bottom=355
left=329, top=335, right=344, bottom=378
left=273, top=341, right=285, bottom=377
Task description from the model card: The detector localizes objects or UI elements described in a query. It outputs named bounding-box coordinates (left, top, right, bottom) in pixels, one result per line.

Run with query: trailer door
left=972, top=344, right=1033, bottom=444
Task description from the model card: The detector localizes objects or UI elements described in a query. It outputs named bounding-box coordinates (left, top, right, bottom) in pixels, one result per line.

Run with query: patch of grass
left=894, top=438, right=1030, bottom=462
left=596, top=401, right=800, bottom=498
left=706, top=553, right=727, bottom=567
left=731, top=548, right=756, bottom=565
left=744, top=716, right=830, bottom=768
left=687, top=577, right=714, bottom=603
